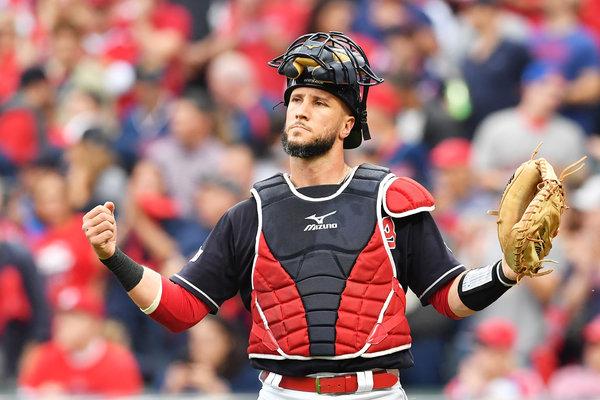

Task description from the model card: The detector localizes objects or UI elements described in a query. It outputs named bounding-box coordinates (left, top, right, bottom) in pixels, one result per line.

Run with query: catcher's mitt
left=489, top=145, right=586, bottom=281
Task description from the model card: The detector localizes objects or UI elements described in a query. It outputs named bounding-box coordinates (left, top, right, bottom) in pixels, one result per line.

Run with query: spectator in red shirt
left=30, top=170, right=105, bottom=299
left=18, top=286, right=142, bottom=396
left=445, top=318, right=545, bottom=400
left=0, top=241, right=51, bottom=381
left=211, top=0, right=310, bottom=98
left=104, top=0, right=192, bottom=63
left=580, top=0, right=600, bottom=46
left=429, top=137, right=494, bottom=250
left=0, top=66, right=58, bottom=175
left=104, top=159, right=187, bottom=384
left=0, top=13, right=23, bottom=104
left=129, top=0, right=192, bottom=94
left=84, top=0, right=191, bottom=95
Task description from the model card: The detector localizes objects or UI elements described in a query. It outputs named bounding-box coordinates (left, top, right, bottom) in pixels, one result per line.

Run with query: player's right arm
left=82, top=202, right=209, bottom=332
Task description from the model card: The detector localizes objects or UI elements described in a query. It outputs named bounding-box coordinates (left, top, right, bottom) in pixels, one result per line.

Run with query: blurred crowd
left=0, top=0, right=599, bottom=398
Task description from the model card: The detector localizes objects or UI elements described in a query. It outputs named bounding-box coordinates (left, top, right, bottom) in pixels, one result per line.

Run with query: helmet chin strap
left=359, top=85, right=371, bottom=141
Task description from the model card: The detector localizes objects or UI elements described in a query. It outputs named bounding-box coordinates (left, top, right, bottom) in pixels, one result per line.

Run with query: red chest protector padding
left=249, top=233, right=311, bottom=356
left=248, top=166, right=435, bottom=359
left=337, top=177, right=435, bottom=355
left=335, top=227, right=409, bottom=355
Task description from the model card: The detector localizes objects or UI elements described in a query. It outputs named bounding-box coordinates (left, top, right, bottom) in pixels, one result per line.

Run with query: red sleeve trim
left=149, top=276, right=210, bottom=332
left=430, top=279, right=461, bottom=320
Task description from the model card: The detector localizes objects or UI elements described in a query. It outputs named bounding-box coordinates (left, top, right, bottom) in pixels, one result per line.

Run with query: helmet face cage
left=269, top=31, right=382, bottom=87
left=269, top=32, right=384, bottom=149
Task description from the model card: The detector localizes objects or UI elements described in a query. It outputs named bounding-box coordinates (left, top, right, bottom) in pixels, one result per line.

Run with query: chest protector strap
left=249, top=292, right=280, bottom=352
left=366, top=279, right=405, bottom=345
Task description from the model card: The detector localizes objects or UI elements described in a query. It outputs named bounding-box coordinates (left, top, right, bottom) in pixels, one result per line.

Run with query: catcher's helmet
left=268, top=32, right=383, bottom=149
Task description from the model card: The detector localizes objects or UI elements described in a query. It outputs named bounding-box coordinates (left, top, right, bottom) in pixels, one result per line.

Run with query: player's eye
left=290, top=96, right=302, bottom=103
left=315, top=100, right=328, bottom=107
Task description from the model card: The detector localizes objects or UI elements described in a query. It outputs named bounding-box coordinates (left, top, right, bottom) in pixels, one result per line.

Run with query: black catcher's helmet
left=268, top=31, right=384, bottom=149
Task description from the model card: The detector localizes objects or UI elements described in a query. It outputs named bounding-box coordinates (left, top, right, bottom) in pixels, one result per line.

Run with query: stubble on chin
left=281, top=126, right=337, bottom=159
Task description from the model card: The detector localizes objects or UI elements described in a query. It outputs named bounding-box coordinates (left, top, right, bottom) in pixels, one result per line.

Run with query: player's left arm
left=399, top=212, right=517, bottom=320
left=385, top=177, right=518, bottom=319
left=446, top=258, right=517, bottom=318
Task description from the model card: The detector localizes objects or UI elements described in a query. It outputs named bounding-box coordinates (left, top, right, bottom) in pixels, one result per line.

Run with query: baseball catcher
left=82, top=32, right=585, bottom=399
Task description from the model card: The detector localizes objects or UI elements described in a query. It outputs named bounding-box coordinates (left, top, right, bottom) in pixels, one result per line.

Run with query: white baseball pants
left=256, top=370, right=409, bottom=400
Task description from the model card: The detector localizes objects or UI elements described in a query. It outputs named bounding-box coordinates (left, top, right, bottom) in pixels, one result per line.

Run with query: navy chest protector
left=248, top=164, right=416, bottom=360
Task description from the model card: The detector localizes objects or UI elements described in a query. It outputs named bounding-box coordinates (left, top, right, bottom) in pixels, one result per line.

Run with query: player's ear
left=340, top=115, right=355, bottom=140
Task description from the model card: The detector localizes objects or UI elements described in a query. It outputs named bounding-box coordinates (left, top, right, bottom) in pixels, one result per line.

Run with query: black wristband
left=100, top=248, right=144, bottom=291
left=457, top=260, right=514, bottom=311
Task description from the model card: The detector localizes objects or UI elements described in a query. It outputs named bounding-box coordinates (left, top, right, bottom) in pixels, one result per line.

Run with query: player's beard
left=281, top=126, right=337, bottom=159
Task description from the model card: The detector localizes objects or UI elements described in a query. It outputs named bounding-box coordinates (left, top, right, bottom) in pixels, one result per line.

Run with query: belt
left=260, top=370, right=399, bottom=394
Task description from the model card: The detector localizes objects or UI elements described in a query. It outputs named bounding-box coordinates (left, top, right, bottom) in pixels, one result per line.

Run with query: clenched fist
left=83, top=201, right=117, bottom=260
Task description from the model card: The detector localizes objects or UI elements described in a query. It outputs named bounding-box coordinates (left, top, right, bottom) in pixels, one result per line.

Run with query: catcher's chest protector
left=248, top=164, right=411, bottom=360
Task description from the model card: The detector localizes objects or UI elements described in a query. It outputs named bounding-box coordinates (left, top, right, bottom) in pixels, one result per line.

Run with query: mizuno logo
left=304, top=211, right=338, bottom=232
left=305, top=211, right=337, bottom=224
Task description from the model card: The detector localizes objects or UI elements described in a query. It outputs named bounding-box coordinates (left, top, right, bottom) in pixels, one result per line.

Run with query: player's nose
left=294, top=100, right=311, bottom=121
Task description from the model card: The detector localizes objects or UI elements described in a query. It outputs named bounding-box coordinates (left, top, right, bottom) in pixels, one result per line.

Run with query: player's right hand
left=82, top=201, right=117, bottom=260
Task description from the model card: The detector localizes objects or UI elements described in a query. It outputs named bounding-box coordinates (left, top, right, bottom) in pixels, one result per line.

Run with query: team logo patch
left=382, top=216, right=396, bottom=249
left=304, top=211, right=338, bottom=231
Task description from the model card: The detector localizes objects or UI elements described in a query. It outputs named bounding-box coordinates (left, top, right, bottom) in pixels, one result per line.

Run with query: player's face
left=282, top=87, right=354, bottom=158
